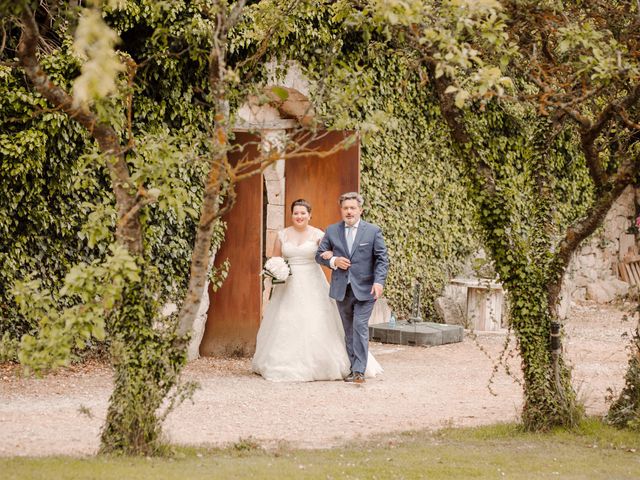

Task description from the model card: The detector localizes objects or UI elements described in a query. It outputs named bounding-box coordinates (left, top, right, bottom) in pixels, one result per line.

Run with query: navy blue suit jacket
left=316, top=220, right=389, bottom=301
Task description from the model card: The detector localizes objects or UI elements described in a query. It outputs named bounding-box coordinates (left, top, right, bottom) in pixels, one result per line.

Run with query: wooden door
left=200, top=133, right=263, bottom=356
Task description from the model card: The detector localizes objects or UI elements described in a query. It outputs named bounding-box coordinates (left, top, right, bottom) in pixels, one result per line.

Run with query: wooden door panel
left=200, top=133, right=263, bottom=356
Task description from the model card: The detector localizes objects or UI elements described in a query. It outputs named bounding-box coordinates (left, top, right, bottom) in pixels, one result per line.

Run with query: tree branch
left=578, top=84, right=640, bottom=189
left=17, top=7, right=142, bottom=254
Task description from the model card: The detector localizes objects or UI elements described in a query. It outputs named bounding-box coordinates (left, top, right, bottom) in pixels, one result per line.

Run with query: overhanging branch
left=17, top=7, right=142, bottom=253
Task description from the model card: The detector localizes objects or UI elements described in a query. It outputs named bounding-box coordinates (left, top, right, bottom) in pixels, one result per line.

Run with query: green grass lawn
left=3, top=419, right=640, bottom=479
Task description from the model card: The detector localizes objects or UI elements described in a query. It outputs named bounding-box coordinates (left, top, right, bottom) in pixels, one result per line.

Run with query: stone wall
left=436, top=187, right=638, bottom=327
left=560, top=186, right=637, bottom=314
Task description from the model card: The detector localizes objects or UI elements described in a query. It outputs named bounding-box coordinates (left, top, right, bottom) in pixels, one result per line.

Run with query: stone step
left=369, top=321, right=463, bottom=346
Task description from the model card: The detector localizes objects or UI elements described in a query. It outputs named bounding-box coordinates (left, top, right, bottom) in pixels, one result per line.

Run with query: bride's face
left=291, top=205, right=311, bottom=228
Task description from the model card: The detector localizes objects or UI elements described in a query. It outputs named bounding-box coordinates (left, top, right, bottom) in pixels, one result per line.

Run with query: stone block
left=265, top=179, right=285, bottom=205
left=605, top=216, right=629, bottom=239
left=237, top=102, right=281, bottom=125
left=619, top=233, right=637, bottom=260
left=434, top=296, right=465, bottom=326
left=586, top=281, right=615, bottom=303
left=579, top=253, right=596, bottom=268
left=572, top=275, right=590, bottom=288
left=585, top=268, right=599, bottom=281
left=443, top=284, right=467, bottom=305
left=274, top=158, right=285, bottom=179
left=263, top=157, right=285, bottom=180
left=266, top=204, right=285, bottom=230
left=586, top=279, right=629, bottom=303
left=609, top=278, right=630, bottom=298
left=580, top=245, right=595, bottom=256
left=571, top=287, right=586, bottom=301
left=369, top=322, right=463, bottom=346
left=558, top=292, right=572, bottom=320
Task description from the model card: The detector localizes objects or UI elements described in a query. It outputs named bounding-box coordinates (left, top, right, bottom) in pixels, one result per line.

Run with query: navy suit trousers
left=336, top=285, right=375, bottom=374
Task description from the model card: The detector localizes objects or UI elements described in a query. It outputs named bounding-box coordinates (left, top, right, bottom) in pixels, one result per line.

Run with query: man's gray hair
left=339, top=192, right=364, bottom=207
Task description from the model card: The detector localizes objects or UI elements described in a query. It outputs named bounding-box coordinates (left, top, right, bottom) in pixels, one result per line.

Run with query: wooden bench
left=618, top=254, right=640, bottom=286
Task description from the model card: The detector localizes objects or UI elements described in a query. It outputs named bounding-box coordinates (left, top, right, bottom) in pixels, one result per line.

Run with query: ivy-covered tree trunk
left=100, top=278, right=187, bottom=455
left=428, top=53, right=640, bottom=427
left=13, top=3, right=191, bottom=454
left=509, top=285, right=579, bottom=429
left=430, top=76, right=584, bottom=429
left=472, top=178, right=580, bottom=430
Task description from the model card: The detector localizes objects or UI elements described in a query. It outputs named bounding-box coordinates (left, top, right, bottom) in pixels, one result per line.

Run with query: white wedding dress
left=252, top=228, right=383, bottom=382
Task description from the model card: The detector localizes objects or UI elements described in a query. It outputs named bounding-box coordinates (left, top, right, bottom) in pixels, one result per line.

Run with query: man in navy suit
left=316, top=192, right=389, bottom=383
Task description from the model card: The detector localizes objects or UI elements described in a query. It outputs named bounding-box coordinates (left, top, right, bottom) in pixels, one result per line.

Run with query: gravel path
left=0, top=302, right=633, bottom=457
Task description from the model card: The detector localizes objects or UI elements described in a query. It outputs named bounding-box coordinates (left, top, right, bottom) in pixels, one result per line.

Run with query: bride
left=252, top=199, right=383, bottom=382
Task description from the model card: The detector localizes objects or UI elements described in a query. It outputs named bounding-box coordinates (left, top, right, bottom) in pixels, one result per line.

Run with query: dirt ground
left=0, top=302, right=635, bottom=457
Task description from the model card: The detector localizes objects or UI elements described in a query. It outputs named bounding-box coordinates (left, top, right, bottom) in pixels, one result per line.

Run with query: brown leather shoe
left=353, top=373, right=365, bottom=384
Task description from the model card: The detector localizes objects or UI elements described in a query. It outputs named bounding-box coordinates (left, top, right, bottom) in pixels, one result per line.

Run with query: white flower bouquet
left=262, top=256, right=291, bottom=284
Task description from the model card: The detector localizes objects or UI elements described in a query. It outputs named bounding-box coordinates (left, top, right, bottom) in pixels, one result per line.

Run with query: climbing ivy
left=460, top=105, right=592, bottom=428
left=0, top=2, right=219, bottom=357
left=0, top=63, right=100, bottom=347
left=357, top=65, right=478, bottom=318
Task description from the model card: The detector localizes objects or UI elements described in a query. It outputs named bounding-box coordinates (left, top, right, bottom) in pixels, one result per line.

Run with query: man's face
left=341, top=199, right=363, bottom=226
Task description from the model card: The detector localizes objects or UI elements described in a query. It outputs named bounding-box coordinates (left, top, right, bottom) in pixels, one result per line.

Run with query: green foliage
left=13, top=244, right=138, bottom=374
left=0, top=0, right=220, bottom=343
left=357, top=70, right=477, bottom=317
left=607, top=323, right=640, bottom=430
left=0, top=331, right=20, bottom=362
left=72, top=6, right=126, bottom=107
left=0, top=62, right=102, bottom=342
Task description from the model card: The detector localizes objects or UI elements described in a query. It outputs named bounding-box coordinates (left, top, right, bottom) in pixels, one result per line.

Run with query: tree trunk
left=429, top=70, right=580, bottom=429
left=100, top=278, right=185, bottom=455
left=176, top=150, right=226, bottom=340
left=508, top=286, right=580, bottom=430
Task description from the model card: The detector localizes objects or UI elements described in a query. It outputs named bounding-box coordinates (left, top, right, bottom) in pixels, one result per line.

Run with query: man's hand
left=370, top=283, right=383, bottom=299
left=335, top=257, right=351, bottom=270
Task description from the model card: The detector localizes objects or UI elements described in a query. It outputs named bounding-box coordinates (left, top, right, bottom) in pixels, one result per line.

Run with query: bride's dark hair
left=291, top=198, right=311, bottom=213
